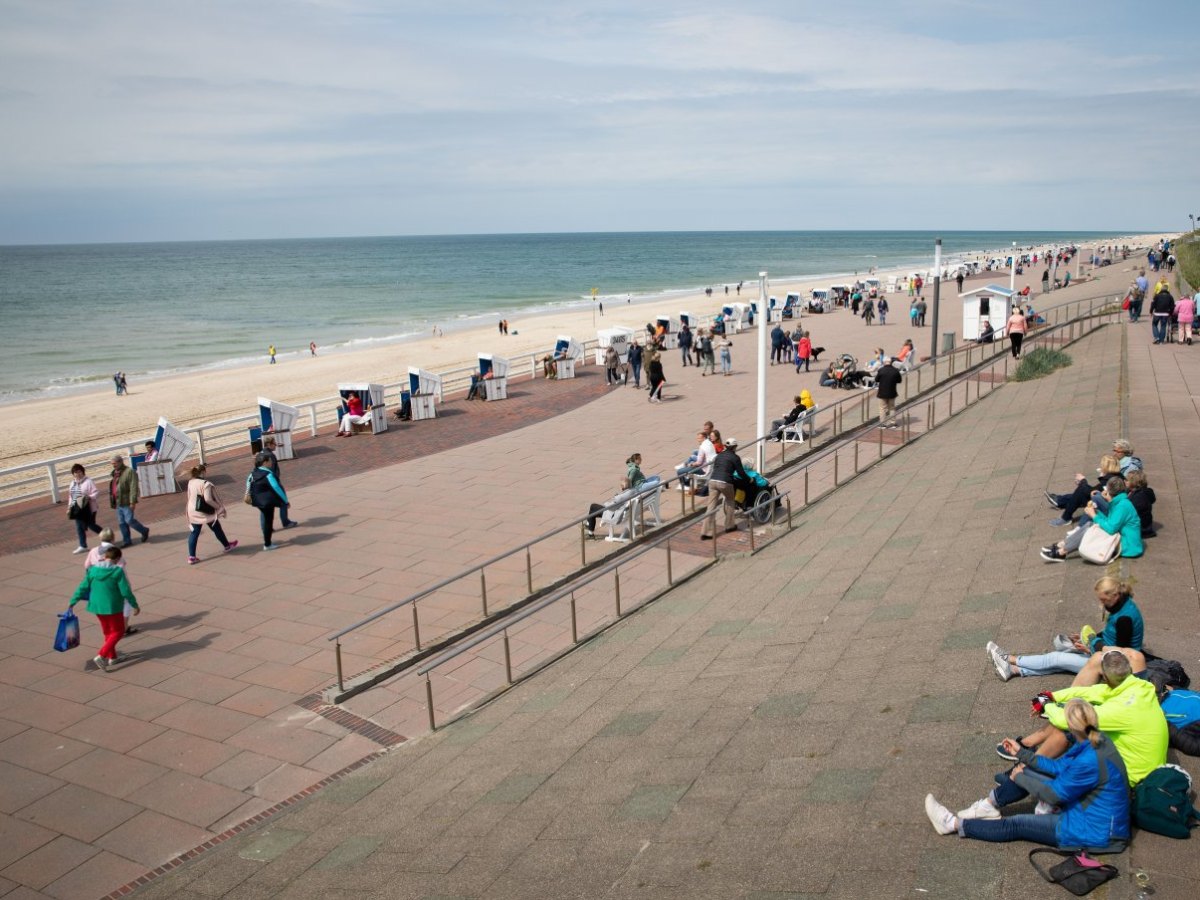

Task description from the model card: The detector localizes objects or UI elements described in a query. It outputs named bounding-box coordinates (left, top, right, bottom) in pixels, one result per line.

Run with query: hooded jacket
left=70, top=565, right=138, bottom=616
left=1092, top=492, right=1143, bottom=558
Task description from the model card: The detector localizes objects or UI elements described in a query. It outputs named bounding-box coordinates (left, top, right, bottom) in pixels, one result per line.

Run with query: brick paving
left=115, top=285, right=1200, bottom=897
left=0, top=258, right=1171, bottom=900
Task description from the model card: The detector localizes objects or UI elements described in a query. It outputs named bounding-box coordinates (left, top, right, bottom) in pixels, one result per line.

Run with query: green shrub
left=1012, top=346, right=1072, bottom=381
left=1175, top=233, right=1200, bottom=294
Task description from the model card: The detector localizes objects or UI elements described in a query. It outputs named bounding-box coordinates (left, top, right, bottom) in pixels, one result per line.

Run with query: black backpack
left=1132, top=764, right=1200, bottom=838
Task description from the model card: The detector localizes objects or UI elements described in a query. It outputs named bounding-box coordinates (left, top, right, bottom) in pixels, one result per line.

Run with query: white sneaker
left=957, top=798, right=1000, bottom=820
left=988, top=643, right=1014, bottom=681
left=73, top=546, right=88, bottom=555
left=1034, top=800, right=1059, bottom=815
left=92, top=655, right=109, bottom=671
left=924, top=794, right=958, bottom=835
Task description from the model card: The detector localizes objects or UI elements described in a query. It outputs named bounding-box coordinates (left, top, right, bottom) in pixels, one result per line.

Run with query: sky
left=0, top=0, right=1196, bottom=244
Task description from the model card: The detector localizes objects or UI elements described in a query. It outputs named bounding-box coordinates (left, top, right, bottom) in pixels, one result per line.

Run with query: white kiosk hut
left=595, top=327, right=634, bottom=365
left=961, top=284, right=1016, bottom=341
left=478, top=354, right=510, bottom=401
left=337, top=383, right=388, bottom=434
left=654, top=314, right=679, bottom=349
left=249, top=397, right=300, bottom=460
left=406, top=367, right=443, bottom=420
left=135, top=418, right=195, bottom=497
left=553, top=336, right=584, bottom=379
left=679, top=311, right=701, bottom=332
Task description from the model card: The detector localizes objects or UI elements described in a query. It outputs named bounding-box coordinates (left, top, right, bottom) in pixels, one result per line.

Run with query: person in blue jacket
left=925, top=698, right=1130, bottom=852
left=987, top=576, right=1144, bottom=680
left=246, top=452, right=290, bottom=551
left=1042, top=477, right=1143, bottom=562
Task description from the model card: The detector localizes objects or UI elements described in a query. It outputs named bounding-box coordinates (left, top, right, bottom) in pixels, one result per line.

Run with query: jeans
left=680, top=346, right=691, bottom=365
left=1152, top=315, right=1170, bottom=342
left=630, top=362, right=642, bottom=387
left=720, top=352, right=731, bottom=374
left=1130, top=298, right=1143, bottom=322
left=116, top=506, right=149, bottom=544
left=1053, top=482, right=1095, bottom=521
left=796, top=357, right=810, bottom=372
left=73, top=508, right=102, bottom=548
left=188, top=521, right=230, bottom=556
left=961, top=770, right=1060, bottom=844
left=259, top=505, right=278, bottom=546
left=1015, top=650, right=1088, bottom=677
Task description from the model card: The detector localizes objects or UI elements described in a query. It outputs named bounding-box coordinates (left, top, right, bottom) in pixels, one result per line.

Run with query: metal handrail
left=324, top=292, right=1117, bottom=692
left=409, top=298, right=1117, bottom=729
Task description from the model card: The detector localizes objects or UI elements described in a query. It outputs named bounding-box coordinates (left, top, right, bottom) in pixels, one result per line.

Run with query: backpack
left=1132, top=764, right=1200, bottom=838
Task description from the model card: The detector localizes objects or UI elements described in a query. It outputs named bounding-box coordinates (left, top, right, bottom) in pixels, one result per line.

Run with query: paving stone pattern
left=119, top=319, right=1200, bottom=899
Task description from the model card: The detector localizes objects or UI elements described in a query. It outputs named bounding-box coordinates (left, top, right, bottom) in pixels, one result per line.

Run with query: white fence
left=0, top=341, right=603, bottom=507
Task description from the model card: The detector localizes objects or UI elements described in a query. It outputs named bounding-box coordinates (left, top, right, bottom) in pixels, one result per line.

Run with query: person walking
left=770, top=324, right=785, bottom=364
left=1175, top=294, right=1196, bottom=345
left=875, top=357, right=902, bottom=428
left=68, top=464, right=103, bottom=554
left=268, top=344, right=277, bottom=364
left=260, top=436, right=298, bottom=529
left=955, top=271, right=965, bottom=294
left=69, top=546, right=139, bottom=670
left=701, top=440, right=747, bottom=540
left=247, top=452, right=289, bottom=550
left=647, top=350, right=666, bottom=402
left=795, top=331, right=813, bottom=372
left=604, top=344, right=620, bottom=386
left=700, top=332, right=715, bottom=376
left=185, top=465, right=238, bottom=564
left=718, top=336, right=733, bottom=376
left=678, top=324, right=693, bottom=366
left=916, top=298, right=927, bottom=327
left=627, top=341, right=643, bottom=388
left=1006, top=305, right=1028, bottom=359
left=878, top=296, right=888, bottom=325
left=862, top=297, right=875, bottom=326
left=109, top=455, right=150, bottom=547
left=1150, top=287, right=1175, bottom=345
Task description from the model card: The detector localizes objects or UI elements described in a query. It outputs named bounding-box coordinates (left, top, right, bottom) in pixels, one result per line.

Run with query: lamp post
left=929, top=240, right=942, bottom=359
left=756, top=271, right=768, bottom=473
left=1190, top=213, right=1195, bottom=233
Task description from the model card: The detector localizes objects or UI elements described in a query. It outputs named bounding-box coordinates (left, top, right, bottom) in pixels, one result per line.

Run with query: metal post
left=480, top=570, right=489, bottom=617
left=308, top=404, right=318, bottom=437
left=854, top=439, right=859, bottom=474
left=929, top=238, right=942, bottom=359
left=878, top=422, right=884, bottom=457
left=949, top=388, right=954, bottom=417
left=786, top=495, right=793, bottom=529
left=917, top=366, right=922, bottom=393
left=412, top=603, right=422, bottom=650
left=502, top=630, right=513, bottom=684
left=833, top=451, right=839, bottom=486
left=666, top=541, right=673, bottom=585
left=335, top=641, right=344, bottom=692
left=581, top=523, right=588, bottom=566
left=748, top=519, right=756, bottom=553
left=804, top=468, right=809, bottom=505
left=196, top=430, right=207, bottom=466
left=425, top=675, right=436, bottom=731
left=525, top=547, right=533, bottom=595
left=570, top=592, right=578, bottom=643
left=927, top=401, right=933, bottom=431
left=614, top=569, right=622, bottom=616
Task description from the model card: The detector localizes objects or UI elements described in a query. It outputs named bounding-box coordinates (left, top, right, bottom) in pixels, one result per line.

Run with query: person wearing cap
left=109, top=455, right=150, bottom=547
left=874, top=356, right=902, bottom=429
left=701, top=439, right=746, bottom=540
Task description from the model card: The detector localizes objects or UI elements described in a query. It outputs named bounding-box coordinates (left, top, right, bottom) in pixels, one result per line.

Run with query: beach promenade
left=118, top=309, right=1200, bottom=899
left=1, top=259, right=1196, bottom=898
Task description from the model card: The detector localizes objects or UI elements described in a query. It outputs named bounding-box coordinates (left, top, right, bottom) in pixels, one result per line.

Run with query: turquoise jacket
left=71, top=565, right=139, bottom=616
left=1093, top=493, right=1143, bottom=557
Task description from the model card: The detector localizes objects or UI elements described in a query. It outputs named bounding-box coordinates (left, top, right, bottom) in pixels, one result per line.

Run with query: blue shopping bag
left=54, top=609, right=80, bottom=652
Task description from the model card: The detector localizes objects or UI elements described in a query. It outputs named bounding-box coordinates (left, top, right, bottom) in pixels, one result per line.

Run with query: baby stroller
left=733, top=464, right=779, bottom=524
left=831, top=353, right=864, bottom=389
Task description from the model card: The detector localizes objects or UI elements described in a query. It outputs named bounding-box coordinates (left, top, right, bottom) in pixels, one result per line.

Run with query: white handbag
left=1079, top=524, right=1120, bottom=564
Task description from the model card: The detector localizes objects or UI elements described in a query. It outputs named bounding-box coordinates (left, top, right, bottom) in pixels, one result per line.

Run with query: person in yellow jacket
left=996, top=650, right=1167, bottom=787
left=69, top=546, right=140, bottom=671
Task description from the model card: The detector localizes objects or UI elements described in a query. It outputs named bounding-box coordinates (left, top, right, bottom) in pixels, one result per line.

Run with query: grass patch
left=1012, top=346, right=1072, bottom=381
left=1175, top=233, right=1200, bottom=294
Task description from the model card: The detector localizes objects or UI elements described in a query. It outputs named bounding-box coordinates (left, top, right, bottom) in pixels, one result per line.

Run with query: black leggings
left=1010, top=332, right=1024, bottom=358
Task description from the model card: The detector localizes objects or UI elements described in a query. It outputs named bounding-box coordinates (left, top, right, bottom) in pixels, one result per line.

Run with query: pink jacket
left=186, top=478, right=226, bottom=526
left=1175, top=297, right=1196, bottom=323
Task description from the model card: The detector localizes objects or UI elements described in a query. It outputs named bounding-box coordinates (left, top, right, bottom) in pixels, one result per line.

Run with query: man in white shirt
left=675, top=430, right=715, bottom=493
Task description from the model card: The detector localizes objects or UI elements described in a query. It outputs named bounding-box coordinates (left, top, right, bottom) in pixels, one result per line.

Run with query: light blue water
left=0, top=230, right=1127, bottom=401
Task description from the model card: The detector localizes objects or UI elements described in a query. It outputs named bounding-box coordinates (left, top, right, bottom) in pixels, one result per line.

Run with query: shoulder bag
left=1079, top=524, right=1120, bottom=564
left=1028, top=848, right=1117, bottom=896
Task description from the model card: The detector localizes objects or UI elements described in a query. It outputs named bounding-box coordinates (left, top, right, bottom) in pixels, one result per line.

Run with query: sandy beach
left=0, top=232, right=1170, bottom=470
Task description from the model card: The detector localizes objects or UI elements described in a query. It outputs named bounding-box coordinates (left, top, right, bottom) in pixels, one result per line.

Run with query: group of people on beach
left=64, top=435, right=298, bottom=670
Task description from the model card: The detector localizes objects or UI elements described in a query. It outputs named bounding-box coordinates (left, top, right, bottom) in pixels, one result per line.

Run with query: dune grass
left=1175, top=233, right=1200, bottom=294
left=1012, top=346, right=1073, bottom=382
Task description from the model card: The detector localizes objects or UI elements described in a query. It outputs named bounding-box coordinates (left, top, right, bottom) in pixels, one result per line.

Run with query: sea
left=0, top=230, right=1130, bottom=403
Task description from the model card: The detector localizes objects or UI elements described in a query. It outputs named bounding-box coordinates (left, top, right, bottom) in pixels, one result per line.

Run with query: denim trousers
left=116, top=506, right=148, bottom=544
left=960, top=769, right=1061, bottom=844
left=1016, top=650, right=1088, bottom=677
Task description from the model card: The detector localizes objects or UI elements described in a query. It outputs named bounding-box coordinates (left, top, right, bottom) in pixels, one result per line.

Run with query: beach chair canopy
left=478, top=354, right=511, bottom=378
left=337, top=383, right=384, bottom=407
left=257, top=397, right=300, bottom=433
left=655, top=315, right=677, bottom=333
left=597, top=327, right=634, bottom=347
left=407, top=367, right=443, bottom=399
left=152, top=417, right=196, bottom=470
left=554, top=336, right=583, bottom=360
left=679, top=311, right=700, bottom=328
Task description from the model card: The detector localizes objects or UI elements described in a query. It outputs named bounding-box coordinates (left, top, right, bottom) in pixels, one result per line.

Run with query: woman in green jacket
left=1041, top=477, right=1144, bottom=562
left=70, top=546, right=139, bottom=670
